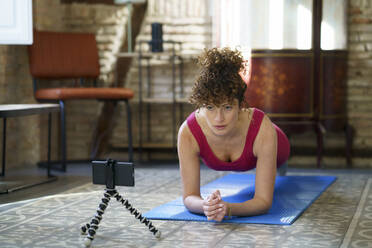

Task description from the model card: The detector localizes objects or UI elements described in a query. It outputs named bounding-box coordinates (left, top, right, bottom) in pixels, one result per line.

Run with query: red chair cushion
left=35, top=88, right=134, bottom=100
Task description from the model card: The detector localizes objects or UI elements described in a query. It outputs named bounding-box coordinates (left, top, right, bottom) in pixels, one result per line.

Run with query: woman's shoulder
left=178, top=120, right=191, bottom=138
left=252, top=109, right=277, bottom=156
left=256, top=110, right=276, bottom=141
left=250, top=107, right=273, bottom=129
left=247, top=107, right=275, bottom=140
left=179, top=111, right=197, bottom=136
left=240, top=107, right=257, bottom=121
left=178, top=119, right=200, bottom=152
left=242, top=107, right=269, bottom=122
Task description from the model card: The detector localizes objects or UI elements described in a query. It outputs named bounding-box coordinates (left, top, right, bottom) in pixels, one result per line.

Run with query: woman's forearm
left=183, top=195, right=205, bottom=214
left=229, top=197, right=272, bottom=217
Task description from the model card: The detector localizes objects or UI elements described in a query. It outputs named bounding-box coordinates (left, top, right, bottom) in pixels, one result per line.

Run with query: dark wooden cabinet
left=245, top=51, right=314, bottom=118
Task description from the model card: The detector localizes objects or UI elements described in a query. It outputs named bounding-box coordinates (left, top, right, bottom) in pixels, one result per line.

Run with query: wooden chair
left=28, top=30, right=134, bottom=171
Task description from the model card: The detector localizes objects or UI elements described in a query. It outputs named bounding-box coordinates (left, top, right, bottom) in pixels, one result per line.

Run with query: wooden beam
left=91, top=2, right=147, bottom=159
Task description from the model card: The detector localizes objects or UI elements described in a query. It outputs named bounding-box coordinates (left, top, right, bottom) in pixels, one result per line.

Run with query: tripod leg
left=81, top=190, right=112, bottom=247
left=113, top=192, right=161, bottom=239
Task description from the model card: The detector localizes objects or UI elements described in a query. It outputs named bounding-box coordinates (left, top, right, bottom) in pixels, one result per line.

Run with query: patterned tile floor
left=0, top=162, right=372, bottom=248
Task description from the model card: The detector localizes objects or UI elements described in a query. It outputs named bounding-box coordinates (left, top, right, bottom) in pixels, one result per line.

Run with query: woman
left=177, top=47, right=290, bottom=222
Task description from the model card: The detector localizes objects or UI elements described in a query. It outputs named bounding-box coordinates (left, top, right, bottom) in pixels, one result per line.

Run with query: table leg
left=47, top=113, right=52, bottom=177
left=1, top=118, right=6, bottom=176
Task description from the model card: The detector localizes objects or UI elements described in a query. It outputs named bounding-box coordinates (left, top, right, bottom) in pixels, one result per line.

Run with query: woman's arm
left=177, top=121, right=204, bottom=214
left=228, top=114, right=278, bottom=216
left=178, top=121, right=229, bottom=219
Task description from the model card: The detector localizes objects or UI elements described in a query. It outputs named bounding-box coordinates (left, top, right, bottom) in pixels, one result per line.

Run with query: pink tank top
left=186, top=108, right=290, bottom=171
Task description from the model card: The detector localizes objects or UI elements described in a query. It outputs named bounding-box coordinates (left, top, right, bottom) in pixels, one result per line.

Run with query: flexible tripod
left=80, top=159, right=161, bottom=247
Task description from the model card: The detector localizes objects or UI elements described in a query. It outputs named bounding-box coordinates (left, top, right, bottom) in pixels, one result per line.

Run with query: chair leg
left=345, top=123, right=354, bottom=168
left=125, top=100, right=133, bottom=162
left=1, top=118, right=7, bottom=177
left=315, top=122, right=325, bottom=168
left=59, top=100, right=67, bottom=172
left=47, top=113, right=52, bottom=177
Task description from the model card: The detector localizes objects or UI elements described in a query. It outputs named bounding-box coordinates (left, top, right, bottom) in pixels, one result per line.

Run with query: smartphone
left=92, top=160, right=134, bottom=187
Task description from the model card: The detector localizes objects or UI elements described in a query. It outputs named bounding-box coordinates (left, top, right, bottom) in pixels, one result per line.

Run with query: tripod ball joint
left=84, top=237, right=92, bottom=247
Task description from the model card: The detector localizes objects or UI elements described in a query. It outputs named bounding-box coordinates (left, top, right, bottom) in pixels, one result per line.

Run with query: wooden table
left=0, top=104, right=60, bottom=193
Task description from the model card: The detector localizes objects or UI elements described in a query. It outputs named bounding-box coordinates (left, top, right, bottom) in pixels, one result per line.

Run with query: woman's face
left=201, top=99, right=240, bottom=136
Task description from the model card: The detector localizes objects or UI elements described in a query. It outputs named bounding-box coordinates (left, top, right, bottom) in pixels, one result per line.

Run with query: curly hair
left=189, top=47, right=247, bottom=109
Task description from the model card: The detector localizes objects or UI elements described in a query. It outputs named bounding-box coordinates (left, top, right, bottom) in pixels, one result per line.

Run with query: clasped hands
left=202, top=190, right=229, bottom=222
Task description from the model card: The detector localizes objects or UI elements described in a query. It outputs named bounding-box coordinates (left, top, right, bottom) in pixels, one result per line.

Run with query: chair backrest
left=28, top=30, right=100, bottom=79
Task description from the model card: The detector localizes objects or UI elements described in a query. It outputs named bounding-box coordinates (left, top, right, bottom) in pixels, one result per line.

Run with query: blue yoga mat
left=144, top=174, right=336, bottom=225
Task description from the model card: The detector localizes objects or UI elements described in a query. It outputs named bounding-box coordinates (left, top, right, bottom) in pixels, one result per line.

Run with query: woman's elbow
left=183, top=194, right=203, bottom=214
left=257, top=197, right=272, bottom=214
left=261, top=203, right=272, bottom=214
left=182, top=196, right=188, bottom=207
left=182, top=195, right=193, bottom=210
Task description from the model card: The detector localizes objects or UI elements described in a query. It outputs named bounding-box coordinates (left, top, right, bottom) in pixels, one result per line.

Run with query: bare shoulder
left=260, top=114, right=275, bottom=133
left=178, top=120, right=199, bottom=153
left=178, top=120, right=192, bottom=142
left=253, top=113, right=277, bottom=156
